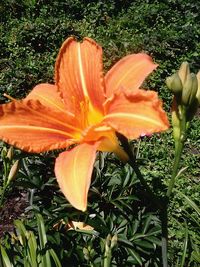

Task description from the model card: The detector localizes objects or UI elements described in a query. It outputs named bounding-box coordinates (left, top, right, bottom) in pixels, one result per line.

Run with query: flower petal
left=105, top=54, right=158, bottom=97
left=26, top=83, right=74, bottom=116
left=103, top=90, right=169, bottom=139
left=0, top=100, right=79, bottom=152
left=55, top=142, right=98, bottom=211
left=55, top=37, right=105, bottom=114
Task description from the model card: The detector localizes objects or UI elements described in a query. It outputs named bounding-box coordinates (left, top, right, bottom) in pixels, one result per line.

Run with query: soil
left=0, top=190, right=29, bottom=238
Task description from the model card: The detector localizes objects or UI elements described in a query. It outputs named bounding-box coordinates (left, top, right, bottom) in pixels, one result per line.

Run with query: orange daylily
left=0, top=37, right=169, bottom=211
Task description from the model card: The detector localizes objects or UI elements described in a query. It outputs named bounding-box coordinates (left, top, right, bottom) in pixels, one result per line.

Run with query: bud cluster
left=166, top=62, right=199, bottom=147
left=166, top=62, right=200, bottom=119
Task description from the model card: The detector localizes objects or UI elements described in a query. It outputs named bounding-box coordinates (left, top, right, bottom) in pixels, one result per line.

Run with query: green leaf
left=127, top=248, right=143, bottom=266
left=144, top=236, right=161, bottom=246
left=0, top=245, right=13, bottom=267
left=191, top=251, right=200, bottom=263
left=49, top=249, right=62, bottom=267
left=36, top=214, right=51, bottom=267
left=174, top=189, right=200, bottom=216
left=180, top=223, right=188, bottom=267
left=27, top=232, right=38, bottom=266
left=14, top=220, right=28, bottom=246
left=142, top=215, right=152, bottom=234
left=134, top=239, right=155, bottom=249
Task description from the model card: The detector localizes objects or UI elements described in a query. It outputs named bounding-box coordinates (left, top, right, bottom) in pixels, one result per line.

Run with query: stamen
left=4, top=93, right=17, bottom=102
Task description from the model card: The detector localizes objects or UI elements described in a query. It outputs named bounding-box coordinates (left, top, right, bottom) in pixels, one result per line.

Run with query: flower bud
left=182, top=73, right=198, bottom=106
left=1, top=147, right=7, bottom=159
left=178, top=61, right=190, bottom=85
left=166, top=73, right=183, bottom=95
left=7, top=160, right=19, bottom=185
left=6, top=146, right=13, bottom=160
left=196, top=71, right=200, bottom=105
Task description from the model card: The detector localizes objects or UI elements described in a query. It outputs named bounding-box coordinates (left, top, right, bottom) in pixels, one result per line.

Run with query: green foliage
left=0, top=214, right=61, bottom=266
left=0, top=0, right=199, bottom=266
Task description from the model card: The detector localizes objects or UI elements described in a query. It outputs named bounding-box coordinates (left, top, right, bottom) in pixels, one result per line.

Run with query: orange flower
left=0, top=37, right=169, bottom=211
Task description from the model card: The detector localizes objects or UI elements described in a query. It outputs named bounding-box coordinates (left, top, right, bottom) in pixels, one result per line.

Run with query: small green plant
left=0, top=146, right=19, bottom=208
left=0, top=214, right=61, bottom=267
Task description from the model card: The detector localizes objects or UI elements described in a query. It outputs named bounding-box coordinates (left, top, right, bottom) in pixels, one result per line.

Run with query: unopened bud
left=186, top=71, right=200, bottom=120
left=1, top=147, right=7, bottom=159
left=83, top=247, right=90, bottom=261
left=182, top=73, right=198, bottom=106
left=7, top=160, right=19, bottom=185
left=178, top=61, right=190, bottom=85
left=196, top=71, right=200, bottom=105
left=166, top=73, right=183, bottom=95
left=6, top=147, right=13, bottom=160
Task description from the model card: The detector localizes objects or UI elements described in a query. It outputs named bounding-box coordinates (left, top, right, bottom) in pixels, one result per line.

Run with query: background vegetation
left=0, top=0, right=199, bottom=266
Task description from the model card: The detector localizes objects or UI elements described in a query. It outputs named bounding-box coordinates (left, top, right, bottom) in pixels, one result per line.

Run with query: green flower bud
left=1, top=147, right=7, bottom=159
left=186, top=71, right=200, bottom=120
left=182, top=73, right=198, bottom=106
left=166, top=73, right=183, bottom=94
left=178, top=61, right=190, bottom=85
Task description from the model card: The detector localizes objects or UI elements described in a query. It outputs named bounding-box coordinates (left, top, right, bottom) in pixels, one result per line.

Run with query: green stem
left=166, top=140, right=184, bottom=197
left=118, top=133, right=169, bottom=266
left=103, top=251, right=111, bottom=267
left=117, top=133, right=163, bottom=210
left=160, top=203, right=168, bottom=267
left=103, top=235, right=112, bottom=267
left=167, top=106, right=187, bottom=198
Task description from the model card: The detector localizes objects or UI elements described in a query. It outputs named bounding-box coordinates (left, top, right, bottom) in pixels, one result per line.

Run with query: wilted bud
left=166, top=73, right=183, bottom=95
left=111, top=234, right=118, bottom=249
left=7, top=160, right=19, bottom=185
left=182, top=73, right=198, bottom=106
left=6, top=146, right=13, bottom=160
left=178, top=61, right=190, bottom=85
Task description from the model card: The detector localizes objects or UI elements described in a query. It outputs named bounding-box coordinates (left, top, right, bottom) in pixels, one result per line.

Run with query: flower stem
left=167, top=106, right=187, bottom=198
left=117, top=133, right=163, bottom=210
left=166, top=140, right=184, bottom=197
left=117, top=133, right=170, bottom=266
left=160, top=202, right=168, bottom=267
left=103, top=235, right=112, bottom=267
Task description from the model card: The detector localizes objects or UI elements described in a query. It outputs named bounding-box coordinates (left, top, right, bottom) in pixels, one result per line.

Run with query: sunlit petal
left=55, top=37, right=105, bottom=114
left=0, top=100, right=79, bottom=152
left=66, top=221, right=94, bottom=231
left=80, top=125, right=129, bottom=161
left=105, top=54, right=158, bottom=97
left=26, top=83, right=74, bottom=117
left=103, top=90, right=169, bottom=139
left=55, top=143, right=98, bottom=211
